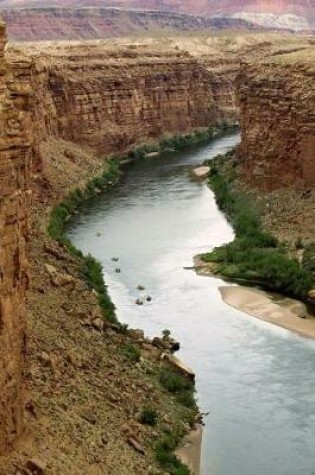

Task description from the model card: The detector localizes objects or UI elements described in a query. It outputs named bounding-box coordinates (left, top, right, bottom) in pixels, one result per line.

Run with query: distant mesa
left=1, top=1, right=313, bottom=41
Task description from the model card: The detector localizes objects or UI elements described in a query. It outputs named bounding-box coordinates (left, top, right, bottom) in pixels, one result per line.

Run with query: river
left=67, top=132, right=315, bottom=475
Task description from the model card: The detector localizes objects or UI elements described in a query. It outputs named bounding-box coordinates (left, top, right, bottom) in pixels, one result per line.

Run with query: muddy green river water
left=68, top=133, right=315, bottom=475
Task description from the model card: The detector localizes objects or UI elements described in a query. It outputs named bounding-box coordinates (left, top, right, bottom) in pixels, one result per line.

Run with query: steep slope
left=0, top=19, right=32, bottom=454
left=0, top=35, right=234, bottom=473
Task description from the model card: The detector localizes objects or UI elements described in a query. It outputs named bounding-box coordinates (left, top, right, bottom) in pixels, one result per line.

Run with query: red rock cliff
left=0, top=20, right=32, bottom=453
left=21, top=43, right=235, bottom=161
left=236, top=50, right=315, bottom=190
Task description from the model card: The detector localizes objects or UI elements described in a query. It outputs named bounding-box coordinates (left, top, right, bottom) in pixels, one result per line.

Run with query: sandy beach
left=176, top=424, right=203, bottom=475
left=219, top=286, right=315, bottom=339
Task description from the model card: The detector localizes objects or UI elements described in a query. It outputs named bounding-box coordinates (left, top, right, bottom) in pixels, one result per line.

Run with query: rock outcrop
left=236, top=49, right=315, bottom=190
left=0, top=19, right=32, bottom=453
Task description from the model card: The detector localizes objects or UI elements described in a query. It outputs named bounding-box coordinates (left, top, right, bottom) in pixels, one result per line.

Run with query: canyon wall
left=18, top=43, right=236, bottom=162
left=236, top=50, right=315, bottom=190
left=0, top=37, right=239, bottom=452
left=0, top=25, right=312, bottom=459
left=0, top=20, right=32, bottom=453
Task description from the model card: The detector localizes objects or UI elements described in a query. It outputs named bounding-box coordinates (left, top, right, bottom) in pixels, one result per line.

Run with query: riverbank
left=196, top=150, right=315, bottom=338
left=1, top=129, right=237, bottom=474
left=175, top=425, right=203, bottom=475
left=220, top=286, right=315, bottom=340
left=199, top=151, right=315, bottom=303
left=64, top=131, right=315, bottom=474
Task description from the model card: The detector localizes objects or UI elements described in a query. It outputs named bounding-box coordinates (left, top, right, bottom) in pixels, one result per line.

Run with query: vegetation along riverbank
left=0, top=127, right=238, bottom=474
left=46, top=129, right=228, bottom=474
left=199, top=151, right=315, bottom=306
left=33, top=127, right=234, bottom=475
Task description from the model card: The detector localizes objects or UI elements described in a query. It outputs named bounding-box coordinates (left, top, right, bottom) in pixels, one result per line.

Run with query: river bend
left=68, top=133, right=315, bottom=475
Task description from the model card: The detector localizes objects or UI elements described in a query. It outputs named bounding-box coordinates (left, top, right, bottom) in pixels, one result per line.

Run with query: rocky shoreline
left=0, top=132, right=223, bottom=474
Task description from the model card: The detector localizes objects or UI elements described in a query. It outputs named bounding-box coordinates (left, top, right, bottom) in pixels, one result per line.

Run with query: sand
left=176, top=424, right=203, bottom=475
left=219, top=286, right=315, bottom=339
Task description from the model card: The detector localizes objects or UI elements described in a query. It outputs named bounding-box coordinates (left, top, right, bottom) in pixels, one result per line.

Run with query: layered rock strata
left=0, top=20, right=31, bottom=453
left=1, top=0, right=314, bottom=31
left=14, top=43, right=235, bottom=165
left=2, top=8, right=256, bottom=42
left=236, top=49, right=315, bottom=190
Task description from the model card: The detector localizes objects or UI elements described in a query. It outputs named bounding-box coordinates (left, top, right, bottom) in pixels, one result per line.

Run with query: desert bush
left=121, top=343, right=141, bottom=362
left=139, top=408, right=158, bottom=426
left=159, top=368, right=192, bottom=393
left=201, top=163, right=314, bottom=301
left=155, top=431, right=191, bottom=475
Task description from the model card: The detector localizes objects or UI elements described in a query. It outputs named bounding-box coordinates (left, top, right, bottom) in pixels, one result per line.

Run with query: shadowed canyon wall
left=0, top=20, right=31, bottom=453
left=236, top=50, right=315, bottom=190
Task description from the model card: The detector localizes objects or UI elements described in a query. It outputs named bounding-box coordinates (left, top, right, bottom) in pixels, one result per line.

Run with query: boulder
left=162, top=354, right=195, bottom=381
left=45, top=263, right=76, bottom=289
left=192, top=166, right=210, bottom=179
left=152, top=336, right=171, bottom=351
left=152, top=336, right=180, bottom=353
left=129, top=329, right=145, bottom=341
left=44, top=263, right=57, bottom=276
left=26, top=458, right=47, bottom=475
left=308, top=289, right=315, bottom=304
left=127, top=437, right=145, bottom=455
left=145, top=151, right=159, bottom=159
left=81, top=409, right=97, bottom=425
left=92, top=317, right=104, bottom=332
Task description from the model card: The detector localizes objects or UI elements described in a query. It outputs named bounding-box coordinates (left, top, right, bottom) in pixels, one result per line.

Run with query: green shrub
left=139, top=408, right=158, bottom=426
left=159, top=369, right=192, bottom=393
left=303, top=243, right=315, bottom=274
left=155, top=431, right=190, bottom=475
left=176, top=391, right=197, bottom=410
left=201, top=162, right=314, bottom=301
left=158, top=368, right=196, bottom=410
left=121, top=343, right=141, bottom=362
left=47, top=159, right=120, bottom=325
left=81, top=254, right=117, bottom=323
left=159, top=128, right=215, bottom=152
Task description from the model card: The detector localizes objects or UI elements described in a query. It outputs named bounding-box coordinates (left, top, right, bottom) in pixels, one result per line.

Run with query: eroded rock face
left=236, top=50, right=315, bottom=190
left=21, top=44, right=235, bottom=163
left=0, top=19, right=31, bottom=453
